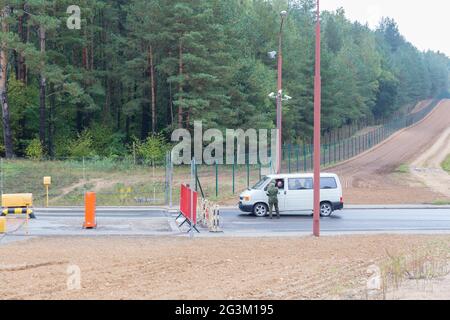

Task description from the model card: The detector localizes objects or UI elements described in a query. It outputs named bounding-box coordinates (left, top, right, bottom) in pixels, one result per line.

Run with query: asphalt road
left=219, top=208, right=450, bottom=235
left=29, top=206, right=450, bottom=236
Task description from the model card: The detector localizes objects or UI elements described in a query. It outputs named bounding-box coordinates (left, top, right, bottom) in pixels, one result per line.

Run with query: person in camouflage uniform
left=266, top=181, right=280, bottom=219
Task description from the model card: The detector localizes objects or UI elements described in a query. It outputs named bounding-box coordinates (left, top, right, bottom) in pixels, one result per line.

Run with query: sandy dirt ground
left=331, top=99, right=450, bottom=204
left=410, top=127, right=450, bottom=199
left=0, top=235, right=449, bottom=300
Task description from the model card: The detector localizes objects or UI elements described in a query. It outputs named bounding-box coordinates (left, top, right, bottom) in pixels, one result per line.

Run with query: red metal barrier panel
left=180, top=184, right=198, bottom=225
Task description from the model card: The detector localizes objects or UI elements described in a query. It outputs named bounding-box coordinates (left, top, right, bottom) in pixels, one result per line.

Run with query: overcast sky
left=321, top=0, right=450, bottom=57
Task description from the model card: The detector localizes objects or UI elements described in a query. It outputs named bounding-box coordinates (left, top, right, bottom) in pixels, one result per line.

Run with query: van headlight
left=243, top=196, right=251, bottom=202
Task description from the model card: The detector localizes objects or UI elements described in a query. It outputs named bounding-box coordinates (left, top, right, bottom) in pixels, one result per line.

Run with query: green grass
left=0, top=159, right=262, bottom=207
left=442, top=154, right=450, bottom=173
left=432, top=200, right=450, bottom=205
left=395, top=164, right=410, bottom=174
left=1, top=159, right=166, bottom=206
left=381, top=241, right=450, bottom=298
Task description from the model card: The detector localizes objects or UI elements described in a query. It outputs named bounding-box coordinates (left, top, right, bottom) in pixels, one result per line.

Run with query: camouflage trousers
left=268, top=200, right=280, bottom=219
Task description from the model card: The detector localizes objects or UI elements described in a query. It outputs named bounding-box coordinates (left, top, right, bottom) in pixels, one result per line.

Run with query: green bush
left=25, top=138, right=44, bottom=160
left=133, top=134, right=168, bottom=163
left=54, top=133, right=72, bottom=158
left=89, top=125, right=127, bottom=157
left=69, top=131, right=96, bottom=158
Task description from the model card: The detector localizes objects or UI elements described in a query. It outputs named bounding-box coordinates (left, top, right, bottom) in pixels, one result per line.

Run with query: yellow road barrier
left=1, top=193, right=35, bottom=219
left=2, top=193, right=33, bottom=208
left=0, top=217, right=6, bottom=233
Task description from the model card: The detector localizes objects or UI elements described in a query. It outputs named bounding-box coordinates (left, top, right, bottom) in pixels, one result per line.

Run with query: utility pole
left=313, top=0, right=322, bottom=237
left=276, top=11, right=287, bottom=174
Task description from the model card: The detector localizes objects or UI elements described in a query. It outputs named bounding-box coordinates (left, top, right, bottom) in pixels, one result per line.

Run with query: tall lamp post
left=275, top=11, right=288, bottom=174
left=313, top=0, right=322, bottom=237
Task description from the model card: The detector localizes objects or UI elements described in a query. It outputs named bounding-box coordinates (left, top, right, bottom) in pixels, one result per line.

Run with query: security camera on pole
left=268, top=10, right=291, bottom=175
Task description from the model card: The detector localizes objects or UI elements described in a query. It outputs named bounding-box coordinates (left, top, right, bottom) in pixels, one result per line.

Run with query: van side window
left=288, top=178, right=313, bottom=190
left=320, top=177, right=337, bottom=189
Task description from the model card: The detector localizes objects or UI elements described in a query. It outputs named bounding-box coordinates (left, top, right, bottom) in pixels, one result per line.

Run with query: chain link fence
left=0, top=157, right=169, bottom=207
left=281, top=99, right=440, bottom=172
left=0, top=100, right=440, bottom=206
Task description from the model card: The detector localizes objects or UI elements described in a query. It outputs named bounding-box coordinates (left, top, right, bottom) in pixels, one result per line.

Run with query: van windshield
left=252, top=177, right=270, bottom=190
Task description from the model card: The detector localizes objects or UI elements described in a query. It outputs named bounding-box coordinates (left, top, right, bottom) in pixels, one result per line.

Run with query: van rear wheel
left=253, top=203, right=268, bottom=217
left=320, top=202, right=333, bottom=217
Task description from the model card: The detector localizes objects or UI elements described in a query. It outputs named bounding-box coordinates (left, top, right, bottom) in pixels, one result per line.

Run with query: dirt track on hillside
left=410, top=127, right=450, bottom=198
left=331, top=99, right=450, bottom=204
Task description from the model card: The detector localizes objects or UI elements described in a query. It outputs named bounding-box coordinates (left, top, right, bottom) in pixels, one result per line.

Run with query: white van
left=239, top=173, right=344, bottom=217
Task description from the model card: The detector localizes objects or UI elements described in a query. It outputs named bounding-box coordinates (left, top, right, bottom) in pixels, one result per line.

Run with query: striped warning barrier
left=209, top=205, right=222, bottom=233
left=1, top=208, right=35, bottom=219
left=199, top=199, right=209, bottom=228
left=199, top=199, right=222, bottom=233
left=2, top=208, right=33, bottom=215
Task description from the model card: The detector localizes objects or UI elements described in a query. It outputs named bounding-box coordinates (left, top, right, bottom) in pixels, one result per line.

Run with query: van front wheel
left=320, top=202, right=333, bottom=217
left=253, top=203, right=268, bottom=217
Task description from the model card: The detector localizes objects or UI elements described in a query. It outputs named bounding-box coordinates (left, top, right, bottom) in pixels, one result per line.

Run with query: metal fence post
left=164, top=152, right=169, bottom=206
left=347, top=139, right=349, bottom=159
left=288, top=144, right=291, bottom=173
left=246, top=160, right=250, bottom=189
left=152, top=160, right=156, bottom=203
left=0, top=158, right=3, bottom=196
left=168, top=153, right=173, bottom=208
left=195, top=162, right=198, bottom=191
left=190, top=158, right=195, bottom=238
left=259, top=162, right=262, bottom=180
left=82, top=156, right=86, bottom=194
left=332, top=133, right=336, bottom=163
left=323, top=144, right=326, bottom=166
left=133, top=142, right=136, bottom=166
left=215, top=161, right=219, bottom=198
left=328, top=144, right=331, bottom=165
left=352, top=137, right=355, bottom=157
left=345, top=140, right=347, bottom=160
left=232, top=162, right=235, bottom=195
left=303, top=144, right=307, bottom=172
